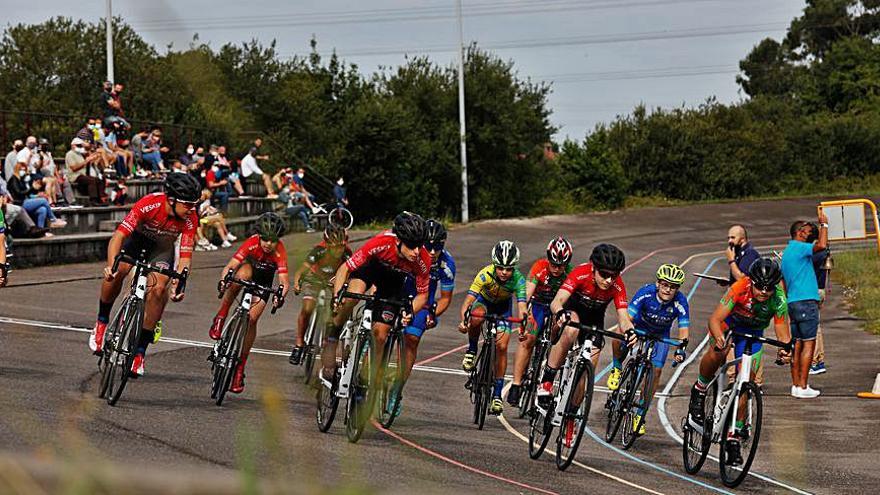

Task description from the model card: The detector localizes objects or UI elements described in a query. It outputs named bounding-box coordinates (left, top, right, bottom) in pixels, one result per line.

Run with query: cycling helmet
left=748, top=257, right=782, bottom=290
left=256, top=212, right=286, bottom=241
left=656, top=263, right=685, bottom=285
left=547, top=236, right=573, bottom=265
left=590, top=243, right=626, bottom=273
left=491, top=240, right=520, bottom=268
left=392, top=211, right=427, bottom=247
left=164, top=173, right=201, bottom=203
left=323, top=223, right=348, bottom=245
left=425, top=219, right=448, bottom=245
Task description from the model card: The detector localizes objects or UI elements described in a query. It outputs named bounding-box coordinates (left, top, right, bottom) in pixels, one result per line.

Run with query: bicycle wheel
left=378, top=331, right=404, bottom=428
left=475, top=339, right=494, bottom=430
left=605, top=359, right=637, bottom=443
left=519, top=340, right=544, bottom=419
left=107, top=300, right=144, bottom=406
left=302, top=305, right=320, bottom=383
left=98, top=300, right=132, bottom=399
left=528, top=390, right=554, bottom=459
left=719, top=382, right=763, bottom=488
left=622, top=362, right=654, bottom=450
left=682, top=381, right=717, bottom=474
left=346, top=334, right=374, bottom=443
left=329, top=207, right=354, bottom=229
left=214, top=312, right=246, bottom=406
left=556, top=360, right=594, bottom=471
left=316, top=368, right=340, bottom=432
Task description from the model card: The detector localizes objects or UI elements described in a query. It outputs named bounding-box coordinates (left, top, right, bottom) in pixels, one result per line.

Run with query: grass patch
left=832, top=248, right=880, bottom=335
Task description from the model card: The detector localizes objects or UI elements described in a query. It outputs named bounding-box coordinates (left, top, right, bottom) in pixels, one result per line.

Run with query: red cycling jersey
left=528, top=259, right=573, bottom=305
left=560, top=262, right=628, bottom=311
left=118, top=192, right=198, bottom=259
left=233, top=234, right=288, bottom=274
left=345, top=231, right=431, bottom=294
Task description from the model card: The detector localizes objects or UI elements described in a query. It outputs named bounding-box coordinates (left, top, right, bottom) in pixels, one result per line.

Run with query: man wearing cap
left=66, top=138, right=106, bottom=205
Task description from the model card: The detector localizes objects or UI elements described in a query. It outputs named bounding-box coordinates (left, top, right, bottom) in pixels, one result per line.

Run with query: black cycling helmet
left=492, top=240, right=520, bottom=268
left=164, top=173, right=201, bottom=203
left=590, top=243, right=626, bottom=273
left=392, top=211, right=427, bottom=248
left=425, top=219, right=448, bottom=245
left=256, top=212, right=286, bottom=241
left=323, top=223, right=348, bottom=245
left=748, top=257, right=782, bottom=290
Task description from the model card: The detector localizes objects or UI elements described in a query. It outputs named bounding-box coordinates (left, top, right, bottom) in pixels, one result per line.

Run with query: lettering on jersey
left=381, top=310, right=395, bottom=322
left=140, top=202, right=162, bottom=214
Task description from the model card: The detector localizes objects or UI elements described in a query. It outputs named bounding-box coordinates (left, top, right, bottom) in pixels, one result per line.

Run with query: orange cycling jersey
left=720, top=277, right=786, bottom=330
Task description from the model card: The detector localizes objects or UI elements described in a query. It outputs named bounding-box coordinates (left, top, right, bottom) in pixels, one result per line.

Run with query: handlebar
left=728, top=331, right=792, bottom=352
left=462, top=304, right=526, bottom=327
left=219, top=268, right=285, bottom=314
left=333, top=282, right=414, bottom=314
left=113, top=250, right=189, bottom=297
left=562, top=320, right=626, bottom=341
left=633, top=328, right=688, bottom=348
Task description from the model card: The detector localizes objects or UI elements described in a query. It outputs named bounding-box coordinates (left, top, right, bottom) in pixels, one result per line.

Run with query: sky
left=0, top=0, right=807, bottom=140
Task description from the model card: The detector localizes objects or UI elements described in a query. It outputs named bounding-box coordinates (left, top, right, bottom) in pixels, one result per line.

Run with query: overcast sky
left=0, top=0, right=805, bottom=140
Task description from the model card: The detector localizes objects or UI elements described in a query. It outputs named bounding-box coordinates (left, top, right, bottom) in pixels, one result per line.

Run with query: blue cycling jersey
left=405, top=249, right=456, bottom=304
left=628, top=283, right=690, bottom=334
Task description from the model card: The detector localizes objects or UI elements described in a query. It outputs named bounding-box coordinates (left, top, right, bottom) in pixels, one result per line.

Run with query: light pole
left=456, top=0, right=468, bottom=223
left=105, top=0, right=115, bottom=83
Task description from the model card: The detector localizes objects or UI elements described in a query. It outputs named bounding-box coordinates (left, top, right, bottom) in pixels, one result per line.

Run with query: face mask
left=212, top=165, right=219, bottom=172
left=75, top=146, right=85, bottom=154
left=26, top=143, right=36, bottom=149
left=13, top=145, right=23, bottom=152
left=18, top=170, right=26, bottom=177
left=297, top=172, right=305, bottom=179
left=337, top=179, right=344, bottom=186
left=187, top=147, right=194, bottom=155
left=211, top=151, right=218, bottom=157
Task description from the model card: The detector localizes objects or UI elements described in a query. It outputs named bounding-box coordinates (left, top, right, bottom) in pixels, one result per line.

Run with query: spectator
left=141, top=127, right=165, bottom=173
left=100, top=81, right=115, bottom=117
left=0, top=173, right=45, bottom=237
left=239, top=148, right=277, bottom=198
left=109, top=177, right=128, bottom=205
left=104, top=120, right=133, bottom=177
left=35, top=138, right=63, bottom=206
left=112, top=83, right=126, bottom=118
left=5, top=140, right=23, bottom=180
left=334, top=176, right=348, bottom=208
left=292, top=167, right=319, bottom=212
left=781, top=213, right=828, bottom=399
left=170, top=159, right=188, bottom=173
left=278, top=181, right=314, bottom=233
left=804, top=222, right=829, bottom=375
left=17, top=136, right=41, bottom=174
left=721, top=224, right=763, bottom=385
left=196, top=189, right=235, bottom=250
left=216, top=145, right=245, bottom=196
left=205, top=159, right=231, bottom=211
left=7, top=162, right=67, bottom=233
left=180, top=144, right=204, bottom=168
left=66, top=138, right=107, bottom=205
left=130, top=129, right=148, bottom=170
left=75, top=119, right=97, bottom=146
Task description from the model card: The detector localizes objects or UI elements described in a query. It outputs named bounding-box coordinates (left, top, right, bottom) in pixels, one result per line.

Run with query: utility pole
left=456, top=0, right=469, bottom=223
left=106, top=0, right=115, bottom=83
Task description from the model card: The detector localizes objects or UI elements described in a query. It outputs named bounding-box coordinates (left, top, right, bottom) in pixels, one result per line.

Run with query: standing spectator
left=100, top=81, right=115, bottom=118
left=725, top=224, right=760, bottom=284
left=781, top=213, right=828, bottom=399
left=804, top=222, right=829, bottom=375
left=239, top=148, right=277, bottom=198
left=333, top=176, right=348, bottom=208
left=17, top=136, right=41, bottom=174
left=66, top=138, right=107, bottom=205
left=5, top=140, right=23, bottom=180
left=111, top=83, right=126, bottom=118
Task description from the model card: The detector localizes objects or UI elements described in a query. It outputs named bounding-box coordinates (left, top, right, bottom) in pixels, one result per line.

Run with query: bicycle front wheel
left=556, top=360, right=594, bottom=471
left=346, top=335, right=374, bottom=443
left=107, top=299, right=144, bottom=406
left=605, top=359, right=637, bottom=443
left=528, top=388, right=553, bottom=459
left=98, top=300, right=133, bottom=399
left=719, top=382, right=763, bottom=488
left=474, top=339, right=495, bottom=430
left=519, top=339, right=545, bottom=419
left=316, top=369, right=340, bottom=432
left=329, top=207, right=354, bottom=230
left=622, top=362, right=654, bottom=450
left=302, top=305, right=321, bottom=383
left=214, top=312, right=246, bottom=406
left=377, top=331, right=403, bottom=428
left=682, top=381, right=716, bottom=474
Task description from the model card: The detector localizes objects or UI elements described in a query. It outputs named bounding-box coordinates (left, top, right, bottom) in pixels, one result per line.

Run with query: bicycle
left=527, top=320, right=624, bottom=470
left=209, top=269, right=283, bottom=406
left=295, top=279, right=334, bottom=384
left=516, top=299, right=552, bottom=419
left=308, top=202, right=354, bottom=230
left=315, top=283, right=410, bottom=443
left=604, top=328, right=686, bottom=449
left=681, top=331, right=791, bottom=488
left=97, top=250, right=188, bottom=406
left=463, top=305, right=524, bottom=430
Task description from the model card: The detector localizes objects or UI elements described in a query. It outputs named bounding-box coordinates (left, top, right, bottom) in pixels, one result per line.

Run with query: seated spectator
left=216, top=145, right=245, bottom=196
left=170, top=159, right=188, bottom=174
left=75, top=119, right=97, bottom=146
left=103, top=120, right=133, bottom=178
left=278, top=182, right=314, bottom=233
left=205, top=160, right=231, bottom=211
left=292, top=167, right=319, bottom=212
left=130, top=129, right=147, bottom=170
left=17, top=136, right=41, bottom=174
left=109, top=177, right=128, bottom=205
left=239, top=148, right=277, bottom=198
left=141, top=127, right=165, bottom=173
left=0, top=173, right=45, bottom=237
left=7, top=163, right=67, bottom=233
left=36, top=138, right=64, bottom=206
left=66, top=138, right=107, bottom=205
left=180, top=144, right=204, bottom=168
left=5, top=139, right=23, bottom=180
left=196, top=189, right=235, bottom=250
left=334, top=176, right=348, bottom=208
left=271, top=167, right=292, bottom=191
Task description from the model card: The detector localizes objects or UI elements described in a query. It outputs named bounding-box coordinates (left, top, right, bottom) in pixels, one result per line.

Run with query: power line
left=539, top=65, right=737, bottom=83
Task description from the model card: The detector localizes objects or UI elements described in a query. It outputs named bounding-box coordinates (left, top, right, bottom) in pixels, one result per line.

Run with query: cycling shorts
left=350, top=260, right=409, bottom=325
left=234, top=262, right=275, bottom=303
left=300, top=277, right=332, bottom=301
left=122, top=230, right=177, bottom=272
left=623, top=328, right=671, bottom=369
left=710, top=326, right=765, bottom=376
left=527, top=302, right=550, bottom=337
left=404, top=308, right=434, bottom=339
left=470, top=294, right=513, bottom=334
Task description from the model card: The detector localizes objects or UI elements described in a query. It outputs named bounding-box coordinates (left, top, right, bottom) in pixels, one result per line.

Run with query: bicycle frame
left=336, top=307, right=372, bottom=399
left=551, top=335, right=595, bottom=426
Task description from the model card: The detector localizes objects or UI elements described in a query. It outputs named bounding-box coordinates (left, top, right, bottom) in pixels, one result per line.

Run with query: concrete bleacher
left=8, top=179, right=312, bottom=267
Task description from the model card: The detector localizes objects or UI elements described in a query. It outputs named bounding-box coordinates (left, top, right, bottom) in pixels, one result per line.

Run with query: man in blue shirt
left=781, top=211, right=828, bottom=399
left=726, top=224, right=760, bottom=285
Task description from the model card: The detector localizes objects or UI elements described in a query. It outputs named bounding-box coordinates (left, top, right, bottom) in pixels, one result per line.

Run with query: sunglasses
left=177, top=200, right=199, bottom=210
left=753, top=284, right=774, bottom=293
left=596, top=269, right=619, bottom=280
left=496, top=266, right=514, bottom=273
left=425, top=242, right=445, bottom=252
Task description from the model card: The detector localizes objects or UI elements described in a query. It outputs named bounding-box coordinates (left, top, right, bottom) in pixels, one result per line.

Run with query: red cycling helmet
left=547, top=236, right=573, bottom=265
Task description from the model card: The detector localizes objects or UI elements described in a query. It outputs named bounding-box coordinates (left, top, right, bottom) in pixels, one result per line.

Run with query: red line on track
left=373, top=421, right=559, bottom=495
left=414, top=343, right=467, bottom=367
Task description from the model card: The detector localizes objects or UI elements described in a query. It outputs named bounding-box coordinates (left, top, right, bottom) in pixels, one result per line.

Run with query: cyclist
left=0, top=207, right=7, bottom=287
left=389, top=219, right=456, bottom=416
left=208, top=212, right=289, bottom=394
left=687, top=257, right=790, bottom=463
left=507, top=236, right=573, bottom=407
left=323, top=212, right=431, bottom=385
left=622, top=263, right=690, bottom=435
left=88, top=173, right=201, bottom=377
left=458, top=240, right=527, bottom=416
left=289, top=224, right=352, bottom=365
left=538, top=243, right=633, bottom=404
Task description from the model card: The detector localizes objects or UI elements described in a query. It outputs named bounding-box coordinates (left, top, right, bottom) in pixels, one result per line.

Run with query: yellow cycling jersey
left=467, top=264, right=527, bottom=305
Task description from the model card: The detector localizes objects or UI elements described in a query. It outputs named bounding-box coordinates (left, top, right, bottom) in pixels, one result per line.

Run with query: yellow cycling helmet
left=656, top=263, right=685, bottom=285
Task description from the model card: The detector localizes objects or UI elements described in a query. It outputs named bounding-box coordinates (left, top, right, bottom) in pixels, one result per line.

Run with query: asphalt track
left=1, top=198, right=878, bottom=494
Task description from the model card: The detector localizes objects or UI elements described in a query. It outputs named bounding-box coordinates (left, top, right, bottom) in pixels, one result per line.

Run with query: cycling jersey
left=528, top=259, right=572, bottom=304
left=303, top=241, right=352, bottom=282
left=233, top=234, right=288, bottom=275
left=721, top=277, right=786, bottom=331
left=560, top=262, right=628, bottom=311
left=118, top=192, right=197, bottom=259
left=405, top=249, right=456, bottom=303
left=468, top=264, right=526, bottom=305
left=345, top=231, right=431, bottom=294
left=628, top=283, right=690, bottom=334
left=0, top=208, right=5, bottom=234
